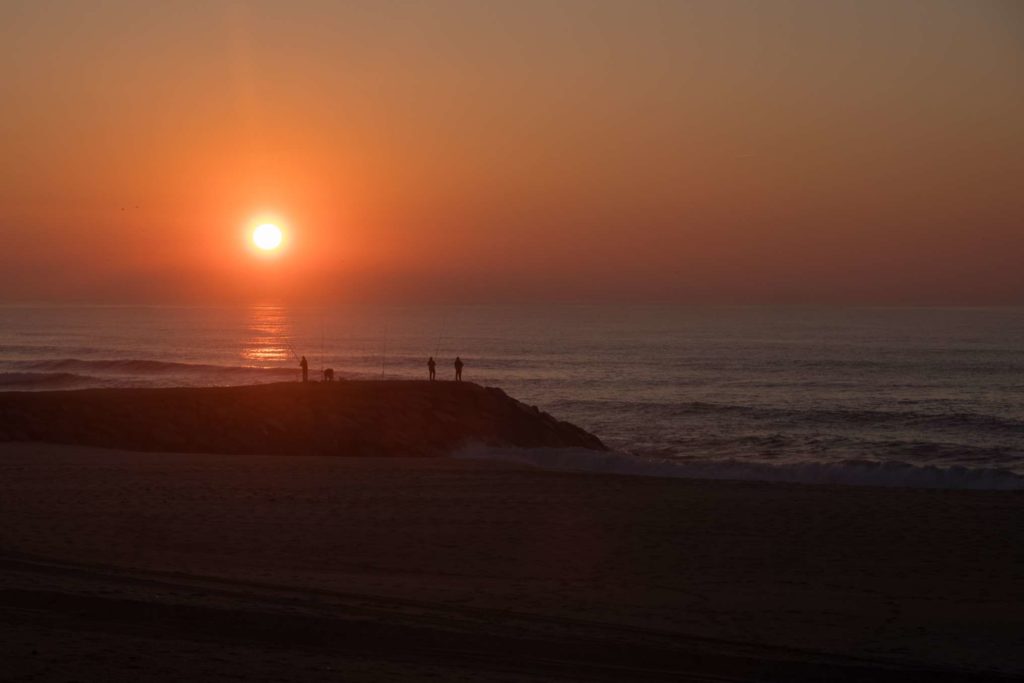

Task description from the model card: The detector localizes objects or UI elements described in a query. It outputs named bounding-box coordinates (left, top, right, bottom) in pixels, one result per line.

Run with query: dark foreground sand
left=1, top=443, right=1021, bottom=682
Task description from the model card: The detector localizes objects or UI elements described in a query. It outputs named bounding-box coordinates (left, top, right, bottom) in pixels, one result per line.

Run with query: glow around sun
left=252, top=223, right=283, bottom=251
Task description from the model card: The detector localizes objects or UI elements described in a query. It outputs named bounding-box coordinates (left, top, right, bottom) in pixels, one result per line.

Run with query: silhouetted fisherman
left=428, top=356, right=436, bottom=381
left=300, top=356, right=309, bottom=383
left=323, top=367, right=334, bottom=382
left=454, top=356, right=464, bottom=382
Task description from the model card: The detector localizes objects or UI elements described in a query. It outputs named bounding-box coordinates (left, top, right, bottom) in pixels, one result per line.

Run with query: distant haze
left=1, top=0, right=1021, bottom=305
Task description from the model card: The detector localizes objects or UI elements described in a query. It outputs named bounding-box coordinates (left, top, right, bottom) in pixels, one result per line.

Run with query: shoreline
left=1, top=443, right=1022, bottom=680
left=457, top=444, right=1024, bottom=491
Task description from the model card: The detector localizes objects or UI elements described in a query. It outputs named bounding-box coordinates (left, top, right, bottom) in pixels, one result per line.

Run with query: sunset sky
left=2, top=0, right=1021, bottom=305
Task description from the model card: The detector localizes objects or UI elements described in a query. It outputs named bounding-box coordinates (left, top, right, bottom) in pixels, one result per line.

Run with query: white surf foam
left=454, top=445, right=1024, bottom=491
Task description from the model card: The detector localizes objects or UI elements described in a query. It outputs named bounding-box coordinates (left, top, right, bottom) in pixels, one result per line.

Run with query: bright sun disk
left=252, top=223, right=283, bottom=250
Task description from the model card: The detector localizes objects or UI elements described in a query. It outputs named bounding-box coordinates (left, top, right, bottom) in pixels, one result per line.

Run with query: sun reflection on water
left=242, top=306, right=294, bottom=365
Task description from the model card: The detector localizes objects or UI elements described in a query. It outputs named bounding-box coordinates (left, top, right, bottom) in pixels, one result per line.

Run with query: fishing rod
left=380, top=322, right=390, bottom=379
left=283, top=340, right=303, bottom=381
left=434, top=316, right=446, bottom=358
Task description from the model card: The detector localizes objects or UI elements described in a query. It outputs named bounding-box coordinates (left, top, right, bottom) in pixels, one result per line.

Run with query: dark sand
left=1, top=443, right=1021, bottom=681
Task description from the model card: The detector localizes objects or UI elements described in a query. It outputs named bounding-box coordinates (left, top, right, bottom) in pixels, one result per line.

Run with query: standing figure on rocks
left=454, top=356, right=464, bottom=382
left=300, top=356, right=309, bottom=383
left=428, top=356, right=436, bottom=381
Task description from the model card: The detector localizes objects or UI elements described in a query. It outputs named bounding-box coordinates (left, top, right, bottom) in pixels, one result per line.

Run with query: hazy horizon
left=2, top=0, right=1022, bottom=306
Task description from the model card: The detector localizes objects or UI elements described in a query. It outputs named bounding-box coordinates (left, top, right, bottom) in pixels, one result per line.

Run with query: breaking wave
left=10, top=358, right=296, bottom=376
left=557, top=399, right=1024, bottom=436
left=0, top=358, right=297, bottom=390
left=454, top=445, right=1024, bottom=491
left=0, top=372, right=109, bottom=390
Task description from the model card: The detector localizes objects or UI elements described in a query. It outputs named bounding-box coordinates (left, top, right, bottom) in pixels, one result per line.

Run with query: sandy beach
left=1, top=442, right=1020, bottom=681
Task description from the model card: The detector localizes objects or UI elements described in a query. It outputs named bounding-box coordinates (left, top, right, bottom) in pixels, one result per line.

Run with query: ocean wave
left=0, top=372, right=108, bottom=389
left=557, top=399, right=1024, bottom=435
left=8, top=358, right=297, bottom=377
left=454, top=445, right=1024, bottom=491
left=0, top=358, right=301, bottom=390
left=755, top=356, right=1024, bottom=373
left=621, top=432, right=1022, bottom=466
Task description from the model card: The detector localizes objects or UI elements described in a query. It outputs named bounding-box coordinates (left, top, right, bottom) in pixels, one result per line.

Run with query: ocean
left=2, top=304, right=1023, bottom=489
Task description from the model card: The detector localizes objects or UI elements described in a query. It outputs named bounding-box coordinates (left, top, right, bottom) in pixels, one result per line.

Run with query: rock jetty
left=0, top=381, right=606, bottom=457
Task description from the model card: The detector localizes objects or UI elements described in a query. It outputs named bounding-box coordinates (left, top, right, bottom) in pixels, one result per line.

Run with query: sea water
left=1, top=304, right=1022, bottom=489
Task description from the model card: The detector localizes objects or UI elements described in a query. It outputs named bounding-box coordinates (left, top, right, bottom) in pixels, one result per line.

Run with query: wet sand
left=1, top=443, right=1021, bottom=681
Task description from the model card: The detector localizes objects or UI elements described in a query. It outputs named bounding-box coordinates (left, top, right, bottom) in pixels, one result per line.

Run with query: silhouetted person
left=428, top=356, right=436, bottom=381
left=300, top=356, right=308, bottom=383
left=323, top=367, right=334, bottom=382
left=454, top=356, right=464, bottom=382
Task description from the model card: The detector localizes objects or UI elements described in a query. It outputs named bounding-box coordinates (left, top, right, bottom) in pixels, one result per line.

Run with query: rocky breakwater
left=0, top=381, right=606, bottom=457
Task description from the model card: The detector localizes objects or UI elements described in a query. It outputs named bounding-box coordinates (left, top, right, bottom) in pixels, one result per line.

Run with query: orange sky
left=1, top=1, right=1022, bottom=305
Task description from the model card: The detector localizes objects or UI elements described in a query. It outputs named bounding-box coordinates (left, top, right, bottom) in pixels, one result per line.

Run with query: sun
left=252, top=224, right=283, bottom=251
